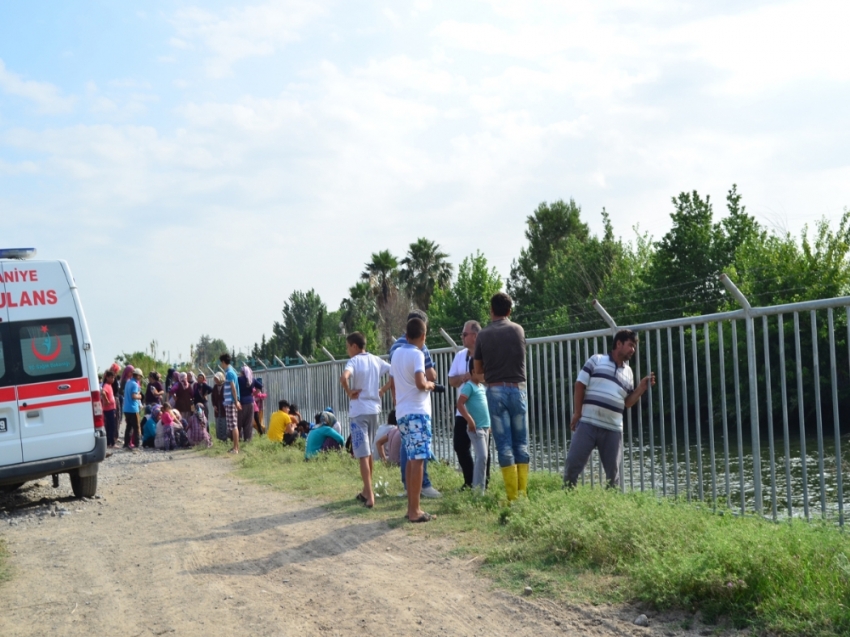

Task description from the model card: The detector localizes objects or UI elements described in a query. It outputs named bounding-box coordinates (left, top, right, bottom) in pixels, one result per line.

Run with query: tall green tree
left=520, top=211, right=637, bottom=335
left=340, top=281, right=376, bottom=332
left=508, top=199, right=590, bottom=312
left=192, top=335, right=229, bottom=369
left=399, top=237, right=453, bottom=310
left=647, top=185, right=762, bottom=318
left=430, top=251, right=502, bottom=335
left=733, top=210, right=850, bottom=304
left=279, top=289, right=326, bottom=357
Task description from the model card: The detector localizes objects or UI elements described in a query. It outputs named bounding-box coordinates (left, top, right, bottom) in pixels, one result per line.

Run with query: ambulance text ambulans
left=0, top=248, right=106, bottom=498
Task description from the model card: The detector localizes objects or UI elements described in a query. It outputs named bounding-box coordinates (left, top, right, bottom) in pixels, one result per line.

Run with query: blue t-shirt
left=389, top=336, right=434, bottom=369
left=223, top=368, right=239, bottom=405
left=460, top=381, right=490, bottom=429
left=123, top=379, right=141, bottom=413
left=304, top=426, right=345, bottom=459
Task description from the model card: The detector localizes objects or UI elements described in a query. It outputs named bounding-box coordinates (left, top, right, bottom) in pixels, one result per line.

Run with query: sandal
left=409, top=512, right=435, bottom=523
left=355, top=493, right=367, bottom=503
left=227, top=448, right=239, bottom=454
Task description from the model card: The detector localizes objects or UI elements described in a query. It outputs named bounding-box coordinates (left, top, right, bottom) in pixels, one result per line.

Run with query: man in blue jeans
left=473, top=292, right=528, bottom=501
left=389, top=310, right=442, bottom=499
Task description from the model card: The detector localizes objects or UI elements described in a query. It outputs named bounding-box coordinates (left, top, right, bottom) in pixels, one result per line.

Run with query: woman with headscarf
left=164, top=368, right=176, bottom=392
left=145, top=371, right=164, bottom=406
left=155, top=404, right=178, bottom=451
left=186, top=403, right=212, bottom=448
left=252, top=377, right=267, bottom=436
left=170, top=372, right=194, bottom=421
left=237, top=365, right=258, bottom=442
left=211, top=372, right=228, bottom=442
left=193, top=372, right=214, bottom=418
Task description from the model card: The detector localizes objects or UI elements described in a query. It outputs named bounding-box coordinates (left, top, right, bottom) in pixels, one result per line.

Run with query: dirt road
left=0, top=450, right=703, bottom=637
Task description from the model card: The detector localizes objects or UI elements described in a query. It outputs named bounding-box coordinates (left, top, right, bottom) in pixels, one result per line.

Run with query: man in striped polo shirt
left=565, top=329, right=655, bottom=488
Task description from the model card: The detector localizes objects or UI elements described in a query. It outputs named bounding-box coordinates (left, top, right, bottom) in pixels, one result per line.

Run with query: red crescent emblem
left=32, top=336, right=62, bottom=362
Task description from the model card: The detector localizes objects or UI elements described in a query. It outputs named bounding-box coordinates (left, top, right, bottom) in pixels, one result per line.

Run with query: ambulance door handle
left=58, top=384, right=71, bottom=391
left=26, top=410, right=41, bottom=419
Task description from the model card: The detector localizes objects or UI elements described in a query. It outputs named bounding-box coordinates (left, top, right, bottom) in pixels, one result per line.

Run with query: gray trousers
left=564, top=421, right=622, bottom=488
left=467, top=428, right=490, bottom=490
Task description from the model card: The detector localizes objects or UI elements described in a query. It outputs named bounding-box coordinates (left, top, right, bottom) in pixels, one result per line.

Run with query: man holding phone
left=565, top=329, right=655, bottom=489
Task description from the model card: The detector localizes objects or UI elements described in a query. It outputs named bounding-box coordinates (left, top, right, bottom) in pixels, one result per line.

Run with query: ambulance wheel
left=0, top=482, right=24, bottom=493
left=70, top=472, right=97, bottom=498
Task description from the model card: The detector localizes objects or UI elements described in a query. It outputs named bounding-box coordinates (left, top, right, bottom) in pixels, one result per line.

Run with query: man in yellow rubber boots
left=472, top=293, right=529, bottom=501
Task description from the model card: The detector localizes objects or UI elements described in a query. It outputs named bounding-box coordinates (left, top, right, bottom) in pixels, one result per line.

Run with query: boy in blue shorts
left=389, top=317, right=438, bottom=523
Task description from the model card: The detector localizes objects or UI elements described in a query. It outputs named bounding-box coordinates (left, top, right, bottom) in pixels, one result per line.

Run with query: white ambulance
left=0, top=248, right=106, bottom=498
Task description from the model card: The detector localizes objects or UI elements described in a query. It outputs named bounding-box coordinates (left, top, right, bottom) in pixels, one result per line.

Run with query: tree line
left=243, top=185, right=849, bottom=363
left=116, top=185, right=846, bottom=370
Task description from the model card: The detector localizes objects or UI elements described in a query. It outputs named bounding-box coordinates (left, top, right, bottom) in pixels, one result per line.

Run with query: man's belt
left=487, top=381, right=527, bottom=389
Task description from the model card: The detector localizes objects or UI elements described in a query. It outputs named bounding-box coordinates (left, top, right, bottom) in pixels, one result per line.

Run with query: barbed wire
left=425, top=273, right=843, bottom=345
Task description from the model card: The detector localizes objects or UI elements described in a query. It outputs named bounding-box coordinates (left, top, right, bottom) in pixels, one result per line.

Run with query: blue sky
left=2, top=0, right=849, bottom=365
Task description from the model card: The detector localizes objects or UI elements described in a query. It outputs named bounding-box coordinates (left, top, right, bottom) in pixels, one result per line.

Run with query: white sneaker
left=421, top=486, right=442, bottom=499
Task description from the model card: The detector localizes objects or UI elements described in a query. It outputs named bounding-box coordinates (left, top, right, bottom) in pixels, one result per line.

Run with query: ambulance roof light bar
left=0, top=248, right=37, bottom=260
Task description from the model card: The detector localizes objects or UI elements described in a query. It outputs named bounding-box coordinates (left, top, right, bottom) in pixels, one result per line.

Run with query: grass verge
left=200, top=438, right=850, bottom=636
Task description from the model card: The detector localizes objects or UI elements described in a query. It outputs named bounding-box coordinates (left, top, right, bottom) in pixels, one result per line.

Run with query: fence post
left=295, top=351, right=310, bottom=365
left=592, top=299, right=618, bottom=332
left=720, top=273, right=763, bottom=514
left=321, top=346, right=336, bottom=361
left=273, top=356, right=286, bottom=368
left=439, top=328, right=459, bottom=350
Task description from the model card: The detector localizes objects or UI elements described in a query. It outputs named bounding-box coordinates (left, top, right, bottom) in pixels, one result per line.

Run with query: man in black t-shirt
left=473, top=292, right=529, bottom=501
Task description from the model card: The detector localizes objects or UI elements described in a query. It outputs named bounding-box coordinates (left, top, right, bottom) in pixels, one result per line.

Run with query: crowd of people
left=98, top=354, right=267, bottom=453
left=100, top=292, right=655, bottom=523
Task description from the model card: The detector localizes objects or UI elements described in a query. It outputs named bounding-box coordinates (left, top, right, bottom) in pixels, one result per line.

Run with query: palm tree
left=400, top=238, right=453, bottom=310
left=361, top=250, right=399, bottom=309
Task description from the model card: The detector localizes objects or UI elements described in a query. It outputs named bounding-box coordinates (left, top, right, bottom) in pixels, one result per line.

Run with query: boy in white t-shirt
left=389, top=317, right=438, bottom=523
left=341, top=331, right=391, bottom=509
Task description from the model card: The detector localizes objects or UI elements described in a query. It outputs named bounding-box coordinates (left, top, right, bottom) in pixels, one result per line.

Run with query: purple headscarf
left=241, top=365, right=253, bottom=384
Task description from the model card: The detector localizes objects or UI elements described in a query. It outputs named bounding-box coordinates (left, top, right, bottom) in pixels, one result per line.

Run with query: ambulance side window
left=15, top=319, right=81, bottom=383
left=0, top=325, right=8, bottom=387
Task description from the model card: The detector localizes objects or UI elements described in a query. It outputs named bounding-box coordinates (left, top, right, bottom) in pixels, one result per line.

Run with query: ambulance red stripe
left=18, top=396, right=91, bottom=411
left=0, top=387, right=15, bottom=402
left=16, top=377, right=89, bottom=400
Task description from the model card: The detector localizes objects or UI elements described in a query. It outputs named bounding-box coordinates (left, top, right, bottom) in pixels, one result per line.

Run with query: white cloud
left=169, top=37, right=193, bottom=50
left=0, top=59, right=76, bottom=114
left=171, top=1, right=330, bottom=77
left=672, top=0, right=850, bottom=96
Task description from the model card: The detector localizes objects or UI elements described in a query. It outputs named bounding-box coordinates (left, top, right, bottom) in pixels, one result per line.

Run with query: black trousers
left=123, top=412, right=140, bottom=448
left=454, top=415, right=491, bottom=488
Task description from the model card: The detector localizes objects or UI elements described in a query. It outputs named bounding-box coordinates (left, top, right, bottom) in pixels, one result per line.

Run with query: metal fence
left=253, top=276, right=850, bottom=526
